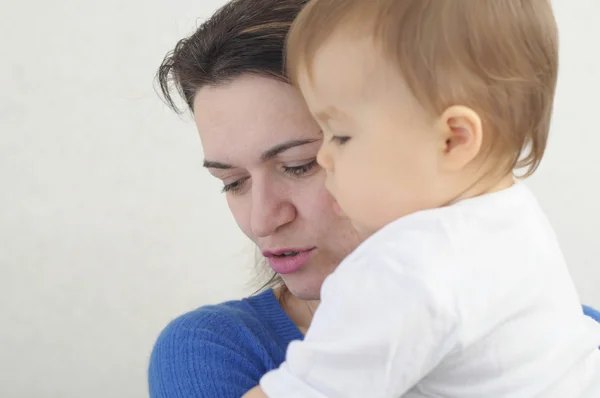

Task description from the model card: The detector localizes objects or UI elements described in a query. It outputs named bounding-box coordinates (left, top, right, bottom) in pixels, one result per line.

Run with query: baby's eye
left=331, top=136, right=351, bottom=145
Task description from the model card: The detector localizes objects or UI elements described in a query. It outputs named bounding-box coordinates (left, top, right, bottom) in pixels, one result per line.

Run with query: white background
left=1, top=0, right=598, bottom=397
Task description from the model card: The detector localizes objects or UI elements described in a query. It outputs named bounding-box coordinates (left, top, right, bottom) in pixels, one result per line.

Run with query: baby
left=246, top=0, right=600, bottom=396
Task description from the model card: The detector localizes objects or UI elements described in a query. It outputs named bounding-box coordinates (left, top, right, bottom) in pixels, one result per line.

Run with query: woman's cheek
left=313, top=174, right=337, bottom=212
left=227, top=197, right=254, bottom=240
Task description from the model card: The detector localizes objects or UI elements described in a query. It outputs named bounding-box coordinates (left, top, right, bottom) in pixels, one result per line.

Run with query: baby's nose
left=316, top=142, right=334, bottom=173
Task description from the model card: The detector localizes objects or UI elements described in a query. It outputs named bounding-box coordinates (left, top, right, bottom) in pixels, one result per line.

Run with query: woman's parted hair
left=156, top=0, right=310, bottom=297
left=157, top=0, right=310, bottom=113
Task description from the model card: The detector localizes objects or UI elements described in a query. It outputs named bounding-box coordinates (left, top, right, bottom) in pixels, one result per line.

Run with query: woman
left=149, top=1, right=359, bottom=397
left=149, top=0, right=600, bottom=397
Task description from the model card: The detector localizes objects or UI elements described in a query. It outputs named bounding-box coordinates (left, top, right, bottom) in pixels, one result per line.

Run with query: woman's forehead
left=193, top=75, right=319, bottom=163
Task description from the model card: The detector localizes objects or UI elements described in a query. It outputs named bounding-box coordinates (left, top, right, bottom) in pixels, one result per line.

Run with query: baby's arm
left=242, top=386, right=267, bottom=398
left=259, top=252, right=460, bottom=397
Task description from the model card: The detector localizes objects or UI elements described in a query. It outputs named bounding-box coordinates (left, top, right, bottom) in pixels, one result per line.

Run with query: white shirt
left=260, top=183, right=600, bottom=397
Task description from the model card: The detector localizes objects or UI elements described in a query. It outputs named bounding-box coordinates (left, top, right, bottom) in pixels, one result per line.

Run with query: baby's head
left=286, top=0, right=558, bottom=236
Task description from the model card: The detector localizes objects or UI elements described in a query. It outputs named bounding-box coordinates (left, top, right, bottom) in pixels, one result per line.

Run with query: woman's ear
left=437, top=105, right=483, bottom=171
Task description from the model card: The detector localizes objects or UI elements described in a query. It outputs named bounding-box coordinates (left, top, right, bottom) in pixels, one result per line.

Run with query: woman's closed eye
left=283, top=159, right=319, bottom=178
left=221, top=176, right=249, bottom=194
left=220, top=160, right=319, bottom=195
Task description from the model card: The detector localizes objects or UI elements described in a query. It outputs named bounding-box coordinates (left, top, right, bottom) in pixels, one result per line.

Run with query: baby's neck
left=450, top=173, right=515, bottom=205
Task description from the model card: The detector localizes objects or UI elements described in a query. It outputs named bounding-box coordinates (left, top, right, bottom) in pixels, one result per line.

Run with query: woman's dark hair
left=157, top=0, right=310, bottom=113
left=157, top=0, right=310, bottom=298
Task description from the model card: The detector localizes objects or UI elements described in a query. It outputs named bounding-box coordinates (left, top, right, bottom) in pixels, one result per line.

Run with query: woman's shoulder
left=152, top=289, right=303, bottom=346
left=156, top=290, right=275, bottom=336
left=148, top=289, right=303, bottom=398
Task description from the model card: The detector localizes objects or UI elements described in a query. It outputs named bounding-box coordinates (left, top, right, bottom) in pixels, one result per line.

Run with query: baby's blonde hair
left=286, top=0, right=559, bottom=176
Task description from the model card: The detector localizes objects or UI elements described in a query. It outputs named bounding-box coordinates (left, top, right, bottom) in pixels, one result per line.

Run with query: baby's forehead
left=304, top=35, right=398, bottom=98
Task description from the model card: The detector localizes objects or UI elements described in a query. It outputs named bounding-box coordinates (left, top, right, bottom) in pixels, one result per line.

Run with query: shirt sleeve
left=148, top=310, right=263, bottom=398
left=260, top=251, right=460, bottom=398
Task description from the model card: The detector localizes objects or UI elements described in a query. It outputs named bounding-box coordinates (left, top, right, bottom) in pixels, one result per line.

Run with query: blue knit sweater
left=148, top=290, right=303, bottom=397
left=148, top=289, right=600, bottom=398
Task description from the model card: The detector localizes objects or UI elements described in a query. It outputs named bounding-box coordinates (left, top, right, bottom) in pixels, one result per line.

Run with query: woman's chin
left=280, top=273, right=325, bottom=301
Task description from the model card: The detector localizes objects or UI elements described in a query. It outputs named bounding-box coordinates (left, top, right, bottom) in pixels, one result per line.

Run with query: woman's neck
left=275, top=287, right=320, bottom=334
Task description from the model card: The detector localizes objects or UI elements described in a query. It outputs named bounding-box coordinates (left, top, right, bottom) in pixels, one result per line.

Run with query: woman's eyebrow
left=260, top=138, right=320, bottom=161
left=203, top=160, right=233, bottom=169
left=203, top=137, right=321, bottom=169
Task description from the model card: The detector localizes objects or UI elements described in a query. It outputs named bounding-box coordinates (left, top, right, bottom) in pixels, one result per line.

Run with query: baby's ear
left=437, top=105, right=483, bottom=171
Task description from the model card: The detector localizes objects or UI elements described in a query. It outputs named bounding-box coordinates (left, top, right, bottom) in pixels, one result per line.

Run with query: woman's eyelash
left=331, top=136, right=351, bottom=145
left=283, top=159, right=319, bottom=177
left=220, top=160, right=318, bottom=194
left=221, top=177, right=249, bottom=194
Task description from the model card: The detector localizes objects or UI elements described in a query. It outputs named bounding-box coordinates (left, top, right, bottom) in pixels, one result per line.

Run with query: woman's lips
left=263, top=248, right=315, bottom=274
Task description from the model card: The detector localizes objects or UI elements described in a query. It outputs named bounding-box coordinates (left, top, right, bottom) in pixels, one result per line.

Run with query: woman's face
left=194, top=74, right=360, bottom=300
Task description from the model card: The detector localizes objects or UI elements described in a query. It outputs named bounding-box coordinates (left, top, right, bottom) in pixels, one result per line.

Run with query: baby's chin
left=332, top=199, right=345, bottom=216
left=347, top=220, right=377, bottom=241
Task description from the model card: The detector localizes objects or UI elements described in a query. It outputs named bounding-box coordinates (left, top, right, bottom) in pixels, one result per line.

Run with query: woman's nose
left=316, top=142, right=333, bottom=173
left=250, top=179, right=296, bottom=238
